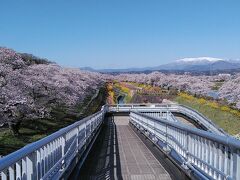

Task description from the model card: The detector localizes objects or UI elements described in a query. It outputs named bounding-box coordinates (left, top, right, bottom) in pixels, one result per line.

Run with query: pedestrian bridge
left=0, top=104, right=240, bottom=180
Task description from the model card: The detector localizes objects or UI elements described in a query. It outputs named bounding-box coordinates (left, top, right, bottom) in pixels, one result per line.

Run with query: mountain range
left=81, top=57, right=240, bottom=73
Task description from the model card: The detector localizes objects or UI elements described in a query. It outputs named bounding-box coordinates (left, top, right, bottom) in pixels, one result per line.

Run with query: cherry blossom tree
left=218, top=74, right=240, bottom=109
left=112, top=71, right=240, bottom=109
left=0, top=47, right=105, bottom=135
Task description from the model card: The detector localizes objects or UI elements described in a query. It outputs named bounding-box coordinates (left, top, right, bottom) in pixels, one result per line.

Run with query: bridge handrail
left=132, top=111, right=240, bottom=148
left=0, top=111, right=100, bottom=169
left=140, top=111, right=178, bottom=122
left=0, top=108, right=106, bottom=180
left=108, top=103, right=226, bottom=135
left=130, top=111, right=240, bottom=179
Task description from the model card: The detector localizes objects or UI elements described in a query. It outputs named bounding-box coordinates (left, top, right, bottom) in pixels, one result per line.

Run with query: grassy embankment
left=0, top=87, right=107, bottom=156
left=113, top=82, right=132, bottom=103
left=174, top=92, right=240, bottom=135
left=108, top=81, right=175, bottom=103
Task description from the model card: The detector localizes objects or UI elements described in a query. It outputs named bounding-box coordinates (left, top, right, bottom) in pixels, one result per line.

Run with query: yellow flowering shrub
left=179, top=92, right=194, bottom=101
left=220, top=106, right=231, bottom=112
left=208, top=102, right=219, bottom=109
left=198, top=98, right=206, bottom=105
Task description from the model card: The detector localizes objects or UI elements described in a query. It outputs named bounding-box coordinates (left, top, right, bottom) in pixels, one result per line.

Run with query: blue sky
left=1, top=0, right=240, bottom=69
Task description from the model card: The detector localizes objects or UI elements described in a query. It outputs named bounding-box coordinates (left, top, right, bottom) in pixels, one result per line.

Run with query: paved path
left=175, top=116, right=197, bottom=128
left=173, top=113, right=204, bottom=129
left=75, top=115, right=172, bottom=180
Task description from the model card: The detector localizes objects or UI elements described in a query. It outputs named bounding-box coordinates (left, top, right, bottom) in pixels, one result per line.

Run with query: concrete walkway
left=75, top=115, right=172, bottom=180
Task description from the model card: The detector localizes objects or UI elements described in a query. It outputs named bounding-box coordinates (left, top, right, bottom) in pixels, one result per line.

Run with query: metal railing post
left=26, top=153, right=34, bottom=179
left=61, top=134, right=66, bottom=169
left=186, top=132, right=189, bottom=161
left=1, top=169, right=7, bottom=180
left=76, top=126, right=79, bottom=152
left=233, top=149, right=240, bottom=180
left=16, top=161, right=21, bottom=180
left=9, top=165, right=14, bottom=180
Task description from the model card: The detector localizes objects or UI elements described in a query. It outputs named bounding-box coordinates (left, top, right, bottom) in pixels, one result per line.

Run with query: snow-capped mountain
left=176, top=57, right=223, bottom=63
left=175, top=57, right=224, bottom=64
left=156, top=57, right=240, bottom=71
left=81, top=57, right=240, bottom=73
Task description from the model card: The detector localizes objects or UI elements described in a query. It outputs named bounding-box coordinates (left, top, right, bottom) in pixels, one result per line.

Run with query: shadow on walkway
left=70, top=115, right=123, bottom=180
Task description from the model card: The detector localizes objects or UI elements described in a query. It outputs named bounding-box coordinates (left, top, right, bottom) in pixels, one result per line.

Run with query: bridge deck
left=175, top=116, right=196, bottom=128
left=72, top=115, right=173, bottom=180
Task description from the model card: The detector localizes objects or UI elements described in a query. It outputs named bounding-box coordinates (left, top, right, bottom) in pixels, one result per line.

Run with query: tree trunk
left=8, top=121, right=21, bottom=136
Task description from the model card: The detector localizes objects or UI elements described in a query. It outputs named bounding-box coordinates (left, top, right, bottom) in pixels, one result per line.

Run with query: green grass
left=0, top=107, right=73, bottom=155
left=174, top=96, right=240, bottom=135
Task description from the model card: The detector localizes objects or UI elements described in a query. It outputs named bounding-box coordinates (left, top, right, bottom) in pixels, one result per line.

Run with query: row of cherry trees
left=112, top=72, right=214, bottom=95
left=112, top=72, right=240, bottom=109
left=0, top=47, right=105, bottom=134
left=218, top=75, right=240, bottom=109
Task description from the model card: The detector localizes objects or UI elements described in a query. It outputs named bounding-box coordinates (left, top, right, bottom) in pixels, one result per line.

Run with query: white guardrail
left=130, top=111, right=240, bottom=180
left=0, top=104, right=239, bottom=180
left=108, top=103, right=227, bottom=136
left=140, top=111, right=179, bottom=122
left=0, top=107, right=106, bottom=180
